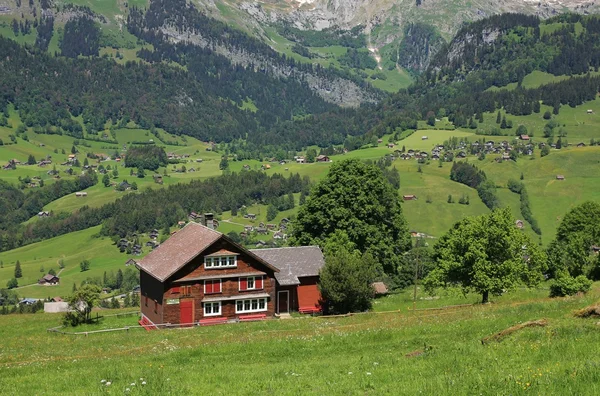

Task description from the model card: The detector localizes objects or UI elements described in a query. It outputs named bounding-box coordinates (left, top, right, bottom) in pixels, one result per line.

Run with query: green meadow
left=0, top=285, right=599, bottom=394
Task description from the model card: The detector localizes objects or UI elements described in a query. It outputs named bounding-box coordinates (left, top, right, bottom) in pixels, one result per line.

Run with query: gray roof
left=250, top=246, right=325, bottom=286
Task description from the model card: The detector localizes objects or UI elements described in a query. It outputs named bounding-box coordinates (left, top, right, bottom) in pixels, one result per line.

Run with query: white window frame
left=235, top=298, right=268, bottom=314
left=203, top=301, right=221, bottom=317
left=239, top=276, right=263, bottom=291
left=203, top=279, right=222, bottom=294
left=204, top=255, right=237, bottom=269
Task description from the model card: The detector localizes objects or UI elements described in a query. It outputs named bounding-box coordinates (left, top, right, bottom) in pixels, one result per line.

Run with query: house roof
left=372, top=282, right=389, bottom=295
left=250, top=246, right=325, bottom=286
left=42, top=274, right=58, bottom=281
left=136, top=222, right=278, bottom=282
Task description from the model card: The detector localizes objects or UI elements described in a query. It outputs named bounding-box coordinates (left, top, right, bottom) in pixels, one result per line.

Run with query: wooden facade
left=139, top=224, right=278, bottom=326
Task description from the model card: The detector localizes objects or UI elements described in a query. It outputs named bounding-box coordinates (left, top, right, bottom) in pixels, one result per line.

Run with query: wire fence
left=46, top=302, right=484, bottom=336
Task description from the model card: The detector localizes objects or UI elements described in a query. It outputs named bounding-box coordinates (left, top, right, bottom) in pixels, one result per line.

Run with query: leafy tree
left=112, top=169, right=119, bottom=178
left=48, top=268, right=56, bottom=276
left=424, top=208, right=546, bottom=303
left=496, top=111, right=502, bottom=124
left=6, top=278, right=18, bottom=289
left=83, top=158, right=89, bottom=167
left=14, top=261, right=22, bottom=278
left=27, top=154, right=36, bottom=165
left=131, top=182, right=138, bottom=191
left=447, top=194, right=454, bottom=203
left=289, top=159, right=411, bottom=275
left=547, top=201, right=600, bottom=278
left=102, top=174, right=111, bottom=187
left=543, top=111, right=552, bottom=120
left=79, top=259, right=91, bottom=272
left=319, top=246, right=378, bottom=314
left=541, top=145, right=550, bottom=157
left=66, top=284, right=101, bottom=324
left=549, top=272, right=592, bottom=297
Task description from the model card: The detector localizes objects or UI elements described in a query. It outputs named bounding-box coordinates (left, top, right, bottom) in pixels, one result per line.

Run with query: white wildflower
left=142, top=381, right=147, bottom=385
left=100, top=380, right=106, bottom=384
left=348, top=372, right=353, bottom=375
left=105, top=382, right=111, bottom=386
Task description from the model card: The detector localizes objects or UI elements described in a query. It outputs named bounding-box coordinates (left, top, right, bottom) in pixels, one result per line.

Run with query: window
left=204, top=279, right=222, bottom=294
left=235, top=298, right=268, bottom=314
left=239, top=276, right=263, bottom=291
left=204, top=301, right=221, bottom=317
left=204, top=255, right=237, bottom=269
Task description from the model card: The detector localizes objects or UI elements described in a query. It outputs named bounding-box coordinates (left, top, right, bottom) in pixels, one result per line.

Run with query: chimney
left=204, top=213, right=214, bottom=229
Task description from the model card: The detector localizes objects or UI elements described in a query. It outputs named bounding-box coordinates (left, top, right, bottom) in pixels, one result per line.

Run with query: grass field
left=478, top=94, right=600, bottom=142
left=1, top=285, right=599, bottom=394
left=0, top=226, right=125, bottom=298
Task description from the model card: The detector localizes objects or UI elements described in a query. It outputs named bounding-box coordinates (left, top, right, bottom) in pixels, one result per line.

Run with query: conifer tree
left=14, top=260, right=22, bottom=278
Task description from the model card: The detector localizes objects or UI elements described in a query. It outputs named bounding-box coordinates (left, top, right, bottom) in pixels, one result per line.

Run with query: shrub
left=549, top=274, right=592, bottom=297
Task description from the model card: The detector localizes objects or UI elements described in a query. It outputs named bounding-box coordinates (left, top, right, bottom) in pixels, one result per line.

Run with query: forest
left=0, top=171, right=310, bottom=252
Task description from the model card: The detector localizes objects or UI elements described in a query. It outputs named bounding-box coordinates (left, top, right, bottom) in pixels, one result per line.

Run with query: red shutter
left=256, top=277, right=263, bottom=289
left=240, top=278, right=247, bottom=291
left=215, top=280, right=221, bottom=293
left=172, top=286, right=180, bottom=294
left=204, top=281, right=213, bottom=294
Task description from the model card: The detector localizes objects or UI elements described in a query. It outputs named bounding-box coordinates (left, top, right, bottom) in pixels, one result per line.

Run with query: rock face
left=199, top=0, right=600, bottom=45
left=162, top=26, right=379, bottom=106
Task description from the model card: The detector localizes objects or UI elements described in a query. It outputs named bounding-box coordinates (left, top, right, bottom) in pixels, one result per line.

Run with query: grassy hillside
left=1, top=285, right=599, bottom=394
left=5, top=122, right=600, bottom=296
left=0, top=226, right=123, bottom=298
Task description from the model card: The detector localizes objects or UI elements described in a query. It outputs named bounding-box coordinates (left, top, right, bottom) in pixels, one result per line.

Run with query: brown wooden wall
left=140, top=270, right=164, bottom=324
left=161, top=237, right=277, bottom=324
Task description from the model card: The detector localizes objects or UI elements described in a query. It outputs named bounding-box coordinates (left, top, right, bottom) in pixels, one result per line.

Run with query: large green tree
left=424, top=208, right=546, bottom=303
left=289, top=159, right=411, bottom=275
left=67, top=284, right=101, bottom=323
left=547, top=201, right=600, bottom=278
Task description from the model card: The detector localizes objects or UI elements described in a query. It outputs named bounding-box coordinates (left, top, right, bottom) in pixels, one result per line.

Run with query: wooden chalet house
left=137, top=221, right=326, bottom=327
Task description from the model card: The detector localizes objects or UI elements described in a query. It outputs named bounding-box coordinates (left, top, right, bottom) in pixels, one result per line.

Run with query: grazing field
left=1, top=285, right=599, bottom=394
left=0, top=226, right=127, bottom=299
left=477, top=95, right=600, bottom=142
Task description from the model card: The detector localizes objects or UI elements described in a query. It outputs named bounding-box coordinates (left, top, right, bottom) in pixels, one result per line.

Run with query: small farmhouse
left=39, top=274, right=60, bottom=285
left=556, top=175, right=565, bottom=180
left=137, top=222, right=280, bottom=326
left=316, top=155, right=330, bottom=162
left=136, top=221, right=326, bottom=327
left=403, top=195, right=418, bottom=201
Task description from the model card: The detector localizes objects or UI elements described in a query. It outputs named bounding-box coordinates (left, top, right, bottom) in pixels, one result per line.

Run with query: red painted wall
left=297, top=276, right=321, bottom=310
